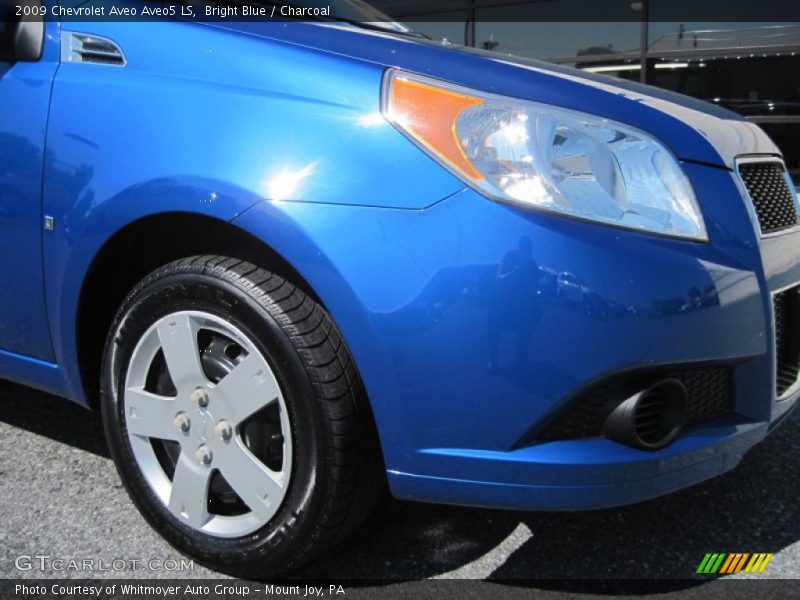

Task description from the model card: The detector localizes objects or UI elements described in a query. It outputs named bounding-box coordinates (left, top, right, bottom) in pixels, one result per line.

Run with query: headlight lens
left=382, top=70, right=707, bottom=241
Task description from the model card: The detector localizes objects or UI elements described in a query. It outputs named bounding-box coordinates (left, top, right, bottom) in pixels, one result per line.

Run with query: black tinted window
left=648, top=55, right=800, bottom=117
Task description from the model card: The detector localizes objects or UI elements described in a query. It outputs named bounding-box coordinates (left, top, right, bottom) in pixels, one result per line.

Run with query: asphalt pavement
left=1, top=378, right=799, bottom=593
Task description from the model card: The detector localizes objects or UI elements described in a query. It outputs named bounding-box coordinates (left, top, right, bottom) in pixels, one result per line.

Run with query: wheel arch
left=76, top=212, right=324, bottom=412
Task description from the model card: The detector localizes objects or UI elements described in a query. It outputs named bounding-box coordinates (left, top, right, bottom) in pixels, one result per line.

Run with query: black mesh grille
left=79, top=51, right=124, bottom=66
left=680, top=369, right=734, bottom=422
left=739, top=162, right=799, bottom=234
left=538, top=368, right=733, bottom=442
left=80, top=40, right=118, bottom=53
left=774, top=286, right=800, bottom=397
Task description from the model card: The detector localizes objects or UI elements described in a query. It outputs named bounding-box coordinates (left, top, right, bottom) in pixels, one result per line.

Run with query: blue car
left=2, top=1, right=799, bottom=577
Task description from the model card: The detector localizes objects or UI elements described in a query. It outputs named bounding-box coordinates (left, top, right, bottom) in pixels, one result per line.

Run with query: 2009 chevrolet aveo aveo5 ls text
left=2, top=1, right=799, bottom=577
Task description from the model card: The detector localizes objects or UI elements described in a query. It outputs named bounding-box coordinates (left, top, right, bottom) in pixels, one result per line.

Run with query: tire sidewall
left=101, top=270, right=326, bottom=573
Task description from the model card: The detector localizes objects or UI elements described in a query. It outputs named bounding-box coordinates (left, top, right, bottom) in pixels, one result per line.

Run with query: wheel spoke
left=156, top=314, right=205, bottom=389
left=125, top=387, right=180, bottom=440
left=125, top=309, right=294, bottom=538
left=217, top=440, right=283, bottom=521
left=168, top=453, right=212, bottom=529
left=215, top=353, right=280, bottom=425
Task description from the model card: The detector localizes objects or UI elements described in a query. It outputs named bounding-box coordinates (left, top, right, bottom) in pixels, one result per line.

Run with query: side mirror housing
left=1, top=1, right=44, bottom=62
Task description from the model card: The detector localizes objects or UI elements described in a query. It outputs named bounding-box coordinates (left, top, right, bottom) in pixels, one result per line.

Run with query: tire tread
left=114, top=255, right=384, bottom=575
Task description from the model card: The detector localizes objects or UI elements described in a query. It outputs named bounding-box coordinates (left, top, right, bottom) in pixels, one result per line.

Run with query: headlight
left=382, top=70, right=707, bottom=241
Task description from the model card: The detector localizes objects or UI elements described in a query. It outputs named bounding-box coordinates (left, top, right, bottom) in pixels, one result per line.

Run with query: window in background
left=473, top=20, right=640, bottom=61
left=372, top=0, right=644, bottom=58
left=647, top=53, right=800, bottom=185
left=644, top=20, right=800, bottom=185
left=648, top=21, right=800, bottom=53
left=370, top=1, right=470, bottom=43
left=406, top=17, right=470, bottom=45
left=646, top=3, right=800, bottom=186
left=647, top=54, right=800, bottom=117
left=575, top=59, right=642, bottom=83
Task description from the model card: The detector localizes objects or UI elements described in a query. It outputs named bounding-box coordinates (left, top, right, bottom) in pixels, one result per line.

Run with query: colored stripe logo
left=696, top=552, right=773, bottom=574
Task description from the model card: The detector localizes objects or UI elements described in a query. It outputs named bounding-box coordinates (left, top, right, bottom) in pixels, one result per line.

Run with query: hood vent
left=61, top=32, right=126, bottom=67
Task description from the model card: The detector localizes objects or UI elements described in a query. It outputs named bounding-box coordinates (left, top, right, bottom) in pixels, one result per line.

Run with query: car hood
left=215, top=22, right=780, bottom=169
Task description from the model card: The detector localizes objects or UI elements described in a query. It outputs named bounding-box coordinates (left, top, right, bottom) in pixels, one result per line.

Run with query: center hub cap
left=196, top=410, right=214, bottom=443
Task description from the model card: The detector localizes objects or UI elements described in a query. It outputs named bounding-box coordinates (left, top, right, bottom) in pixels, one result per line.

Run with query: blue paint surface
left=0, top=14, right=797, bottom=509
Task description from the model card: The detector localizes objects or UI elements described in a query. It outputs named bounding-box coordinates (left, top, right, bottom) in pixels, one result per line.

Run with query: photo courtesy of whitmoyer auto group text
left=2, top=0, right=800, bottom=598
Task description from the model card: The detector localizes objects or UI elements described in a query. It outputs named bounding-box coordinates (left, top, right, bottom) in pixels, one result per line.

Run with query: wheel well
left=77, top=212, right=321, bottom=410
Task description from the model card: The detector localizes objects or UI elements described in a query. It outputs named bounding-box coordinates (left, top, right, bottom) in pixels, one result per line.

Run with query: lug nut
left=191, top=388, right=210, bottom=408
left=195, top=445, right=213, bottom=466
left=215, top=420, right=233, bottom=442
left=174, top=412, right=191, bottom=433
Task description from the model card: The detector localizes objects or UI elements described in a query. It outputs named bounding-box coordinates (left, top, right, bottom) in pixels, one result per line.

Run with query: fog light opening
left=603, top=379, right=688, bottom=451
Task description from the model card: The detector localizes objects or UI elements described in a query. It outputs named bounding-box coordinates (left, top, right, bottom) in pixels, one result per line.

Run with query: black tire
left=100, top=255, right=384, bottom=578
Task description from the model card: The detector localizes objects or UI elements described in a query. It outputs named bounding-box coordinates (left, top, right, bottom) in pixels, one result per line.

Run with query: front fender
left=42, top=19, right=464, bottom=402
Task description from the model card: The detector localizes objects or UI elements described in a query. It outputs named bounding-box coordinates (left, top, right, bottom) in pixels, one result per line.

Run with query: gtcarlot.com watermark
left=14, top=554, right=194, bottom=573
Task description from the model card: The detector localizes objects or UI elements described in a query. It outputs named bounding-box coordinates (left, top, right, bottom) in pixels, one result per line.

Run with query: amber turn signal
left=385, top=74, right=485, bottom=181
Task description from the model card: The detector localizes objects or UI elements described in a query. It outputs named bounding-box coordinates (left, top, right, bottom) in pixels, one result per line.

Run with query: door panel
left=0, top=22, right=58, bottom=360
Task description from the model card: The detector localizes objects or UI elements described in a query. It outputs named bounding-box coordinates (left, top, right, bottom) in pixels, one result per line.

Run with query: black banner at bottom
left=5, top=578, right=800, bottom=600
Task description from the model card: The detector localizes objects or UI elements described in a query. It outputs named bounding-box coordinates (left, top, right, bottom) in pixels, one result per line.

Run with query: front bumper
left=234, top=158, right=800, bottom=510
left=388, top=401, right=798, bottom=510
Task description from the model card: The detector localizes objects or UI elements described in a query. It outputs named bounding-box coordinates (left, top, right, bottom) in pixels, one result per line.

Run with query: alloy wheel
left=123, top=310, right=292, bottom=538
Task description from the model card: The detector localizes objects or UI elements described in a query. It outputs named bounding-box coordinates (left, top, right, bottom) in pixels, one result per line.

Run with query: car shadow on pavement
left=1, top=378, right=798, bottom=592
left=296, top=405, right=800, bottom=591
left=0, top=379, right=109, bottom=458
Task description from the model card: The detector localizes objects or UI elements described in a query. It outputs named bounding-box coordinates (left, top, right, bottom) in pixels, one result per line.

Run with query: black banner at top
left=3, top=0, right=800, bottom=23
